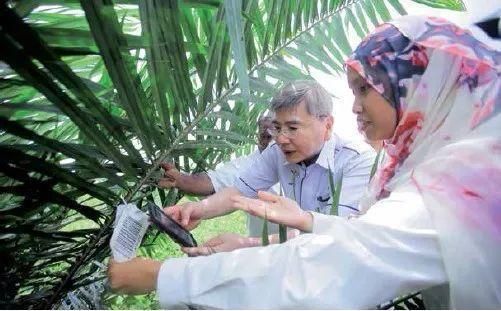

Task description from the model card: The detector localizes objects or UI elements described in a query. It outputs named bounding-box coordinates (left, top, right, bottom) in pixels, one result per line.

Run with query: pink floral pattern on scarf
left=346, top=15, right=500, bottom=307
left=345, top=16, right=500, bottom=200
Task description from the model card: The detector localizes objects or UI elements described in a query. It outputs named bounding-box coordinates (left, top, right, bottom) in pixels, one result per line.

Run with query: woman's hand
left=231, top=191, right=313, bottom=232
left=181, top=233, right=257, bottom=257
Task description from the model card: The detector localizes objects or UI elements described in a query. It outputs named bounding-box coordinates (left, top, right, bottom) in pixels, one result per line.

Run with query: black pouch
left=147, top=201, right=197, bottom=247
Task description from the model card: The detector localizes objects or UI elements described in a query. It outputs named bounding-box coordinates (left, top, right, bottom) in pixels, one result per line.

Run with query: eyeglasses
left=267, top=126, right=299, bottom=139
left=267, top=115, right=328, bottom=139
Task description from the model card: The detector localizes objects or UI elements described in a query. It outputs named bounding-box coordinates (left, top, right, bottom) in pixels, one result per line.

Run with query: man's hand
left=157, top=163, right=215, bottom=195
left=158, top=163, right=181, bottom=189
left=108, top=258, right=162, bottom=295
left=181, top=233, right=258, bottom=256
left=231, top=191, right=313, bottom=232
left=163, top=201, right=204, bottom=231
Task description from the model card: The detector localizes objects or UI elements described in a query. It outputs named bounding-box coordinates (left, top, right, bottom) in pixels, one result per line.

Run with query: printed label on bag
left=110, top=203, right=149, bottom=262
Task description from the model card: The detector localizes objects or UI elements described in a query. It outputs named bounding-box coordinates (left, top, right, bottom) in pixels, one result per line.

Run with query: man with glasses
left=158, top=116, right=280, bottom=237
left=164, top=80, right=376, bottom=249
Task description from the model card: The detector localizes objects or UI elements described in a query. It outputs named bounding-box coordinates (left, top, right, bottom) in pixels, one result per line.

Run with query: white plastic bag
left=109, top=203, right=149, bottom=262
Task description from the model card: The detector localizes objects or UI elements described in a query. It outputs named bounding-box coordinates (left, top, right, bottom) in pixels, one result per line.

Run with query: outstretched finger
left=257, top=190, right=280, bottom=203
left=181, top=245, right=216, bottom=257
left=181, top=246, right=209, bottom=257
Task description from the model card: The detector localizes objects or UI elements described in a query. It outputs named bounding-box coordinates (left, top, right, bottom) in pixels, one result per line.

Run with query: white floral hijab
left=346, top=15, right=500, bottom=308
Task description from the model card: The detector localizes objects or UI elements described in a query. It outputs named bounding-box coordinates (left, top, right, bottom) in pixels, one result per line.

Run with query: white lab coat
left=156, top=182, right=448, bottom=309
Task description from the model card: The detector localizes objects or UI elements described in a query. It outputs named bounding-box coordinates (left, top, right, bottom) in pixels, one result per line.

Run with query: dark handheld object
left=147, top=202, right=197, bottom=247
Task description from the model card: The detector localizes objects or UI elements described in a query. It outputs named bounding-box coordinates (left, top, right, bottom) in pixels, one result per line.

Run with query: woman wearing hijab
left=108, top=15, right=500, bottom=309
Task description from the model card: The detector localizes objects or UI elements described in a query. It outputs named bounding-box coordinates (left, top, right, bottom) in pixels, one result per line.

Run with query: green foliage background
left=0, top=0, right=464, bottom=308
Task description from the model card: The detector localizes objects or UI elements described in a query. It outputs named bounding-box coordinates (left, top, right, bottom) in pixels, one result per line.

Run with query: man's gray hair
left=270, top=80, right=332, bottom=117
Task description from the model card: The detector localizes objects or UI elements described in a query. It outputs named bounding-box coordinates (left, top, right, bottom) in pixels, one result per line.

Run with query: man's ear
left=324, top=115, right=334, bottom=140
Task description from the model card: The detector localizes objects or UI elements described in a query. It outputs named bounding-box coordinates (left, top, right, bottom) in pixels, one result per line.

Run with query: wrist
left=197, top=199, right=211, bottom=219
left=148, top=260, right=162, bottom=291
left=246, top=237, right=262, bottom=247
left=299, top=211, right=313, bottom=232
left=176, top=173, right=189, bottom=189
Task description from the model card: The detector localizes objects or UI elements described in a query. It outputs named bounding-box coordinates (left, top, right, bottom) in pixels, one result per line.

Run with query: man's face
left=257, top=118, right=273, bottom=152
left=272, top=101, right=333, bottom=163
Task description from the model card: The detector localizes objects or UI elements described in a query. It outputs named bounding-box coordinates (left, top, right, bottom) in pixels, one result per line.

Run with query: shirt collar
left=315, top=134, right=337, bottom=170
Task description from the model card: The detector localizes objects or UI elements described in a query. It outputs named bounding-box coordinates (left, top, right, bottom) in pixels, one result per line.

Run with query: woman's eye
left=359, top=85, right=369, bottom=94
left=289, top=127, right=298, bottom=132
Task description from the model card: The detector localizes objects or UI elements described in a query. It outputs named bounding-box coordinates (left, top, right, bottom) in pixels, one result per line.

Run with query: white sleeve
left=156, top=185, right=447, bottom=309
left=207, top=152, right=257, bottom=192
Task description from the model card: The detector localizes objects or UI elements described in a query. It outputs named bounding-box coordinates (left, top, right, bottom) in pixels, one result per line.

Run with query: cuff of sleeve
left=156, top=257, right=190, bottom=309
left=206, top=170, right=221, bottom=192
left=311, top=212, right=337, bottom=234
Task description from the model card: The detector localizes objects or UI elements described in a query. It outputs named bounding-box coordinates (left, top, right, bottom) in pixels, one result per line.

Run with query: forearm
left=198, top=187, right=241, bottom=220
left=176, top=172, right=215, bottom=196
left=108, top=258, right=162, bottom=295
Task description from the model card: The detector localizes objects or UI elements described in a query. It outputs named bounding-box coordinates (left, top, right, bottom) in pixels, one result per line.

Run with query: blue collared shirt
left=235, top=134, right=376, bottom=216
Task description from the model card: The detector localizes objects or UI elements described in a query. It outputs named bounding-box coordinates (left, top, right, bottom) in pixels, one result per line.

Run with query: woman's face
left=347, top=67, right=397, bottom=141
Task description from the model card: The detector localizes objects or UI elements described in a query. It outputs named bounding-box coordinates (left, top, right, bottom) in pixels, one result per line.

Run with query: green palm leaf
left=0, top=0, right=465, bottom=308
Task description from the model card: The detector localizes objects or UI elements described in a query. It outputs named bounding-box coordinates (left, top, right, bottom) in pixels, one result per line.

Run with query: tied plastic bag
left=110, top=203, right=149, bottom=262
left=55, top=261, right=107, bottom=310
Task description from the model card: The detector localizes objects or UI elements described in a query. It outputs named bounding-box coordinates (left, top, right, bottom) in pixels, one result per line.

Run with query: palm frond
left=0, top=0, right=465, bottom=308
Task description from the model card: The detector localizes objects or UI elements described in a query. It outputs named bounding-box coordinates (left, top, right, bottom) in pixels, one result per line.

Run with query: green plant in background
left=327, top=164, right=343, bottom=216
left=261, top=209, right=270, bottom=246
left=273, top=169, right=300, bottom=245
left=370, top=149, right=384, bottom=180
left=278, top=224, right=287, bottom=243
left=278, top=186, right=287, bottom=244
left=259, top=210, right=286, bottom=246
left=0, top=0, right=465, bottom=308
